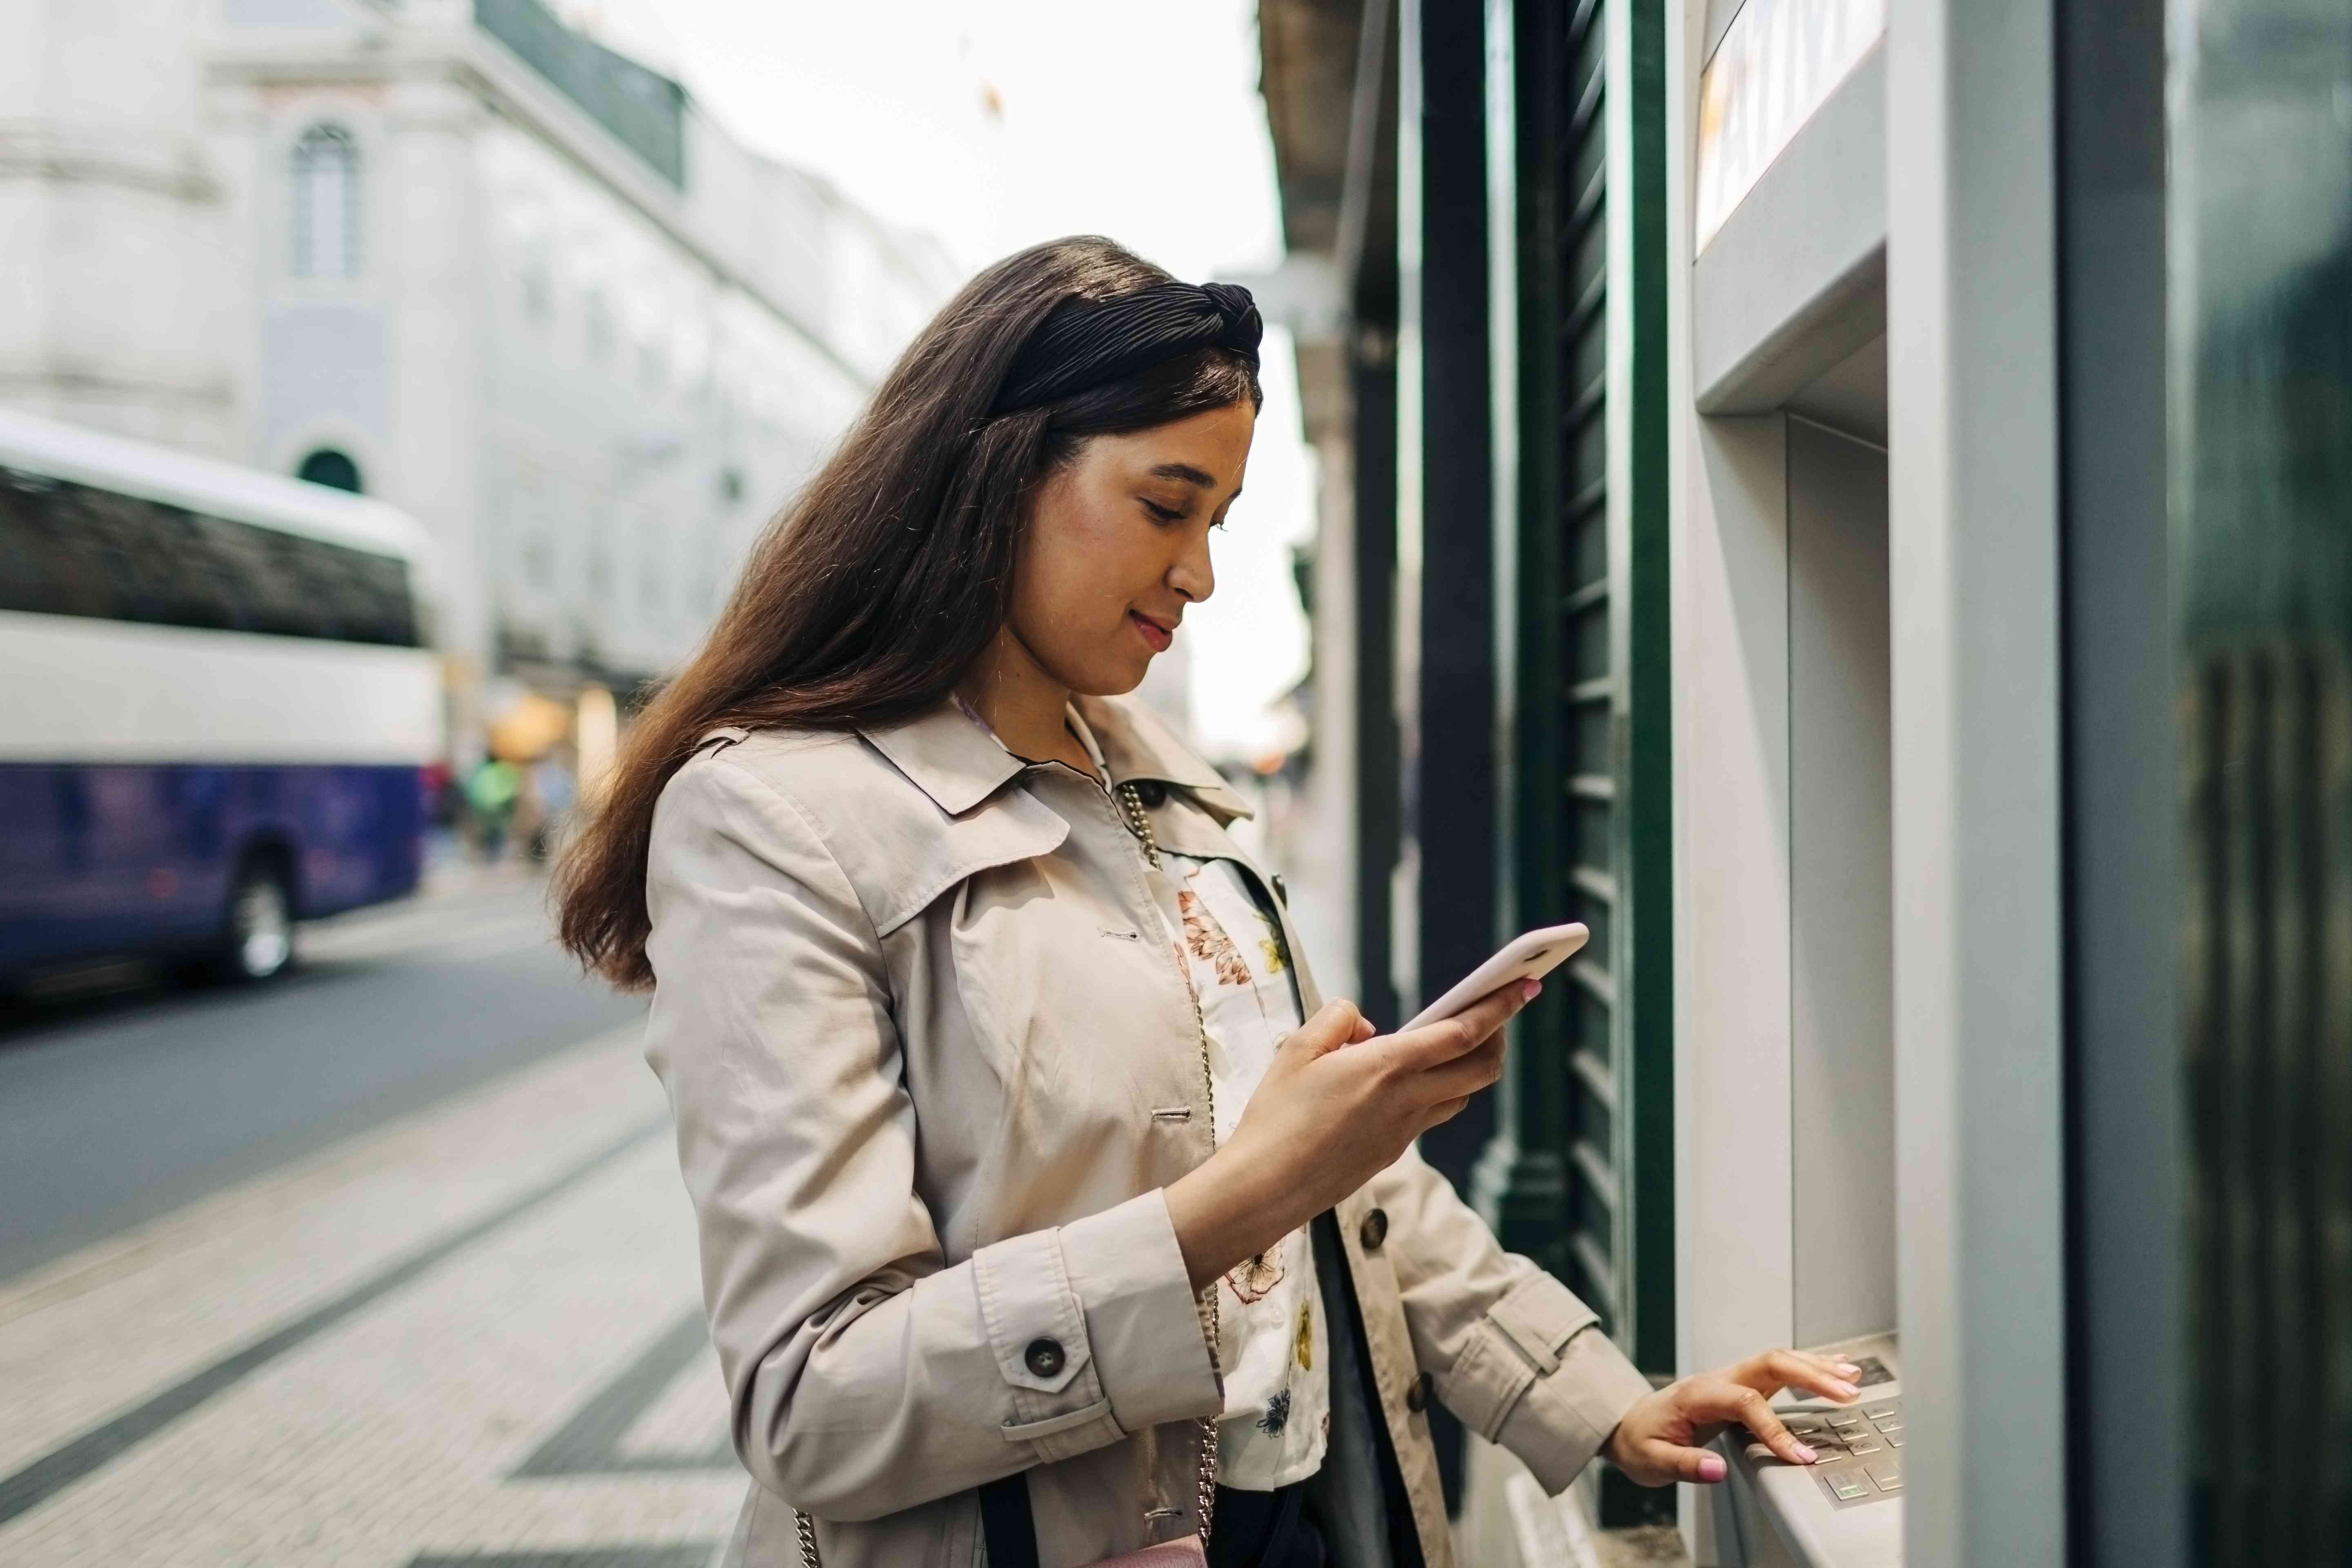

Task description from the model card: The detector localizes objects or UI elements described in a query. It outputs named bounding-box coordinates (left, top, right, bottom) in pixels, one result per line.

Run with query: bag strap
left=979, top=1472, right=1043, bottom=1568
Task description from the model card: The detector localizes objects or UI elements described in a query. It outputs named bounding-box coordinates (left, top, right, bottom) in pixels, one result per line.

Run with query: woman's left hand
left=1602, top=1349, right=1863, bottom=1485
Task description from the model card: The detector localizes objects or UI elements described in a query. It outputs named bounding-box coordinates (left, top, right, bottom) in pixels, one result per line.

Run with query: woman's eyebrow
left=1147, top=461, right=1218, bottom=488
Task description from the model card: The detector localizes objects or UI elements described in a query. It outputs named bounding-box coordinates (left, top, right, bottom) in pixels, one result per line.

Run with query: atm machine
left=1719, top=1334, right=1904, bottom=1568
left=1697, top=343, right=1900, bottom=1568
left=1678, top=9, right=1903, bottom=1563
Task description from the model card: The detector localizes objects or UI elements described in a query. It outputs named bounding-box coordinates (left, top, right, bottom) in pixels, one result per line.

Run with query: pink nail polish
left=1698, top=1454, right=1727, bottom=1482
left=1794, top=1444, right=1818, bottom=1463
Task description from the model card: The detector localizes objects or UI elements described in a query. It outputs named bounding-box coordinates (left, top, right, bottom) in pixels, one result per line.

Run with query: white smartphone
left=1399, top=923, right=1589, bottom=1032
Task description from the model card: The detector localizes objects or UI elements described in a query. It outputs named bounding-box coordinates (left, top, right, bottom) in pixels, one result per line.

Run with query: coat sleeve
left=1365, top=1142, right=1656, bottom=1493
left=642, top=753, right=1223, bottom=1521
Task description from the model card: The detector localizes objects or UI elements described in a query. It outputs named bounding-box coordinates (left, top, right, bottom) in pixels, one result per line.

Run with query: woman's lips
left=1129, top=611, right=1174, bottom=653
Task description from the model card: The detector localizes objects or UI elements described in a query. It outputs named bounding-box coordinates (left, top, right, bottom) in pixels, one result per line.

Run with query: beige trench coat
left=641, top=694, right=1653, bottom=1568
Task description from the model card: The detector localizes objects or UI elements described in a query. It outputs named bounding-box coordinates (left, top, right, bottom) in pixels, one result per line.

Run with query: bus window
left=0, top=465, right=419, bottom=648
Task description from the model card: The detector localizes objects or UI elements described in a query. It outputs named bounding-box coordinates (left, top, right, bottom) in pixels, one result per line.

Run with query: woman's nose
left=1170, top=536, right=1215, bottom=603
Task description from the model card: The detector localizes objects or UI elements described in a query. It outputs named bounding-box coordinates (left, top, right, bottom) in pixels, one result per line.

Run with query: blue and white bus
left=0, top=408, right=441, bottom=985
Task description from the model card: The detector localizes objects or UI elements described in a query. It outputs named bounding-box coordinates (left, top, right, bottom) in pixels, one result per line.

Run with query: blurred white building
left=0, top=0, right=960, bottom=754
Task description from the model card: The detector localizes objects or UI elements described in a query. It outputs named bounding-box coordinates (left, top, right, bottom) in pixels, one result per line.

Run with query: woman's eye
left=1143, top=500, right=1185, bottom=523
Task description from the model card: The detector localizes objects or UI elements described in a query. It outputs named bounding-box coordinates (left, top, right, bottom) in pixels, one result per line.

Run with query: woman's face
left=1006, top=399, right=1255, bottom=696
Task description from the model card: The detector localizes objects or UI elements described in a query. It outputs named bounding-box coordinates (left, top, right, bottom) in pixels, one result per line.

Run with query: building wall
left=0, top=0, right=240, bottom=453
left=2, top=0, right=956, bottom=763
left=471, top=115, right=863, bottom=685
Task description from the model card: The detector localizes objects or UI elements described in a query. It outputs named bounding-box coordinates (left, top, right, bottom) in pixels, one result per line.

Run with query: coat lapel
left=837, top=706, right=1069, bottom=937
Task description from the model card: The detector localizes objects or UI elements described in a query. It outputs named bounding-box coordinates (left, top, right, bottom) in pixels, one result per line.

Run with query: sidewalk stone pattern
left=0, top=1031, right=746, bottom=1568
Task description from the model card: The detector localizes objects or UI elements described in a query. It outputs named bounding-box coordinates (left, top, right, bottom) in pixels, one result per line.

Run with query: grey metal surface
left=1885, top=0, right=2067, bottom=1557
left=1783, top=336, right=1886, bottom=450
left=1787, top=419, right=1895, bottom=1349
left=1692, top=46, right=1885, bottom=416
left=2054, top=0, right=2183, bottom=1558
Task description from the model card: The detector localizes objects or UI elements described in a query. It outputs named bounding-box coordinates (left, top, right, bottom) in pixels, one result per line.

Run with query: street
left=0, top=873, right=746, bottom=1568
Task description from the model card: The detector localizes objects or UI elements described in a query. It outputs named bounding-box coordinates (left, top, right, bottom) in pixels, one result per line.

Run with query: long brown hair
left=555, top=236, right=1262, bottom=989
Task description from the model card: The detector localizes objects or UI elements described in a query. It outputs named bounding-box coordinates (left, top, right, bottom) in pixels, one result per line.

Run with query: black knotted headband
left=989, top=280, right=1262, bottom=416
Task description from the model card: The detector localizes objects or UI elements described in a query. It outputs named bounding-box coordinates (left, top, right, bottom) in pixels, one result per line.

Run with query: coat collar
left=857, top=693, right=1252, bottom=822
left=855, top=701, right=1027, bottom=816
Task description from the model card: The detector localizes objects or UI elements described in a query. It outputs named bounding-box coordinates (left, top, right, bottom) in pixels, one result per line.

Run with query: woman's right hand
left=1163, top=981, right=1539, bottom=1290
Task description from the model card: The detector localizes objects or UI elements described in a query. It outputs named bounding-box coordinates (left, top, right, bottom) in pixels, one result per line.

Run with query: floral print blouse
left=1156, top=852, right=1329, bottom=1492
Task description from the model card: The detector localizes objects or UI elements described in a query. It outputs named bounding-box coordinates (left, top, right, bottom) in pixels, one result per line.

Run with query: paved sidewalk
left=0, top=1027, right=744, bottom=1568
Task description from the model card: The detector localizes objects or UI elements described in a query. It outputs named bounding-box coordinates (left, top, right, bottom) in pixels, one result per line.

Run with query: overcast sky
left=555, top=0, right=1315, bottom=758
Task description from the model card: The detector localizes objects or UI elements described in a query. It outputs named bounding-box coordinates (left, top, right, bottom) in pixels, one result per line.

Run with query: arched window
left=296, top=448, right=363, bottom=494
left=290, top=125, right=361, bottom=279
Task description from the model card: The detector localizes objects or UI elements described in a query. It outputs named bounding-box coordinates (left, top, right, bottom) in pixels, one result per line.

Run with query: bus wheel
left=214, top=860, right=296, bottom=982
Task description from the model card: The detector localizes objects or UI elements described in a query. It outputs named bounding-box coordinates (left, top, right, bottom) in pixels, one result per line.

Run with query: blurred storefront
left=1259, top=0, right=2349, bottom=1565
left=2, top=0, right=960, bottom=767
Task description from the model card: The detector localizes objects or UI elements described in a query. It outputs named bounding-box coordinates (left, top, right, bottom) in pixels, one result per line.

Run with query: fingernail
left=1837, top=1361, right=1862, bottom=1375
left=1698, top=1454, right=1727, bottom=1482
left=1520, top=978, right=1542, bottom=1001
left=1793, top=1443, right=1817, bottom=1463
left=1829, top=1380, right=1858, bottom=1398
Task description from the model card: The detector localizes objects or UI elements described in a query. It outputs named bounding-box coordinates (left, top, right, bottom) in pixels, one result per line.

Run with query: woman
left=557, top=237, right=1856, bottom=1568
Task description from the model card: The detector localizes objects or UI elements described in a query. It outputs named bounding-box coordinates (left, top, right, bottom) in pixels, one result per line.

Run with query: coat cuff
left=1056, top=1189, right=1224, bottom=1434
left=1436, top=1272, right=1655, bottom=1494
left=971, top=1189, right=1221, bottom=1464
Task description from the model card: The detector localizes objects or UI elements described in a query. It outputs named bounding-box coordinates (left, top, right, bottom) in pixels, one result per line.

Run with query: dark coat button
left=1359, top=1207, right=1388, bottom=1252
left=1405, top=1371, right=1433, bottom=1413
left=1132, top=779, right=1169, bottom=807
left=1023, top=1337, right=1065, bottom=1378
left=1270, top=873, right=1289, bottom=904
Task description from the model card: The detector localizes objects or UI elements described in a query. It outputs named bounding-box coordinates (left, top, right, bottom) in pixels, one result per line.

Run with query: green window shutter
left=1483, top=0, right=1671, bottom=1382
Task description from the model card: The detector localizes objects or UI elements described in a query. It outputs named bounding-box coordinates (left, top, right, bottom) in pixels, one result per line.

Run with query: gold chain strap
left=795, top=780, right=1218, bottom=1566
left=1115, top=780, right=1221, bottom=1545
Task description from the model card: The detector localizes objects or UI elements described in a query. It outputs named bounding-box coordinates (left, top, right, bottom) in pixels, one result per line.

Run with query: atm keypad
left=1752, top=1396, right=1906, bottom=1509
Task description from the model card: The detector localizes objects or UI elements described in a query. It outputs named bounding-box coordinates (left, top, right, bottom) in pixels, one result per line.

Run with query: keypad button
left=1023, top=1338, right=1065, bottom=1378
left=1864, top=1404, right=1898, bottom=1421
left=1869, top=1465, right=1904, bottom=1492
left=1829, top=1474, right=1870, bottom=1501
left=1845, top=1438, right=1884, bottom=1456
left=1826, top=1413, right=1863, bottom=1429
left=1887, top=1434, right=1904, bottom=1448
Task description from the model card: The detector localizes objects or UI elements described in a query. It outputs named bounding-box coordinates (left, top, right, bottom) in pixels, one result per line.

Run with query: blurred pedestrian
left=528, top=753, right=576, bottom=862
left=552, top=238, right=1842, bottom=1568
left=464, top=756, right=521, bottom=863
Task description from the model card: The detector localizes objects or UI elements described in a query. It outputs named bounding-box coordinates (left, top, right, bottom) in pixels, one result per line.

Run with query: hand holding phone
left=1400, top=922, right=1588, bottom=1032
